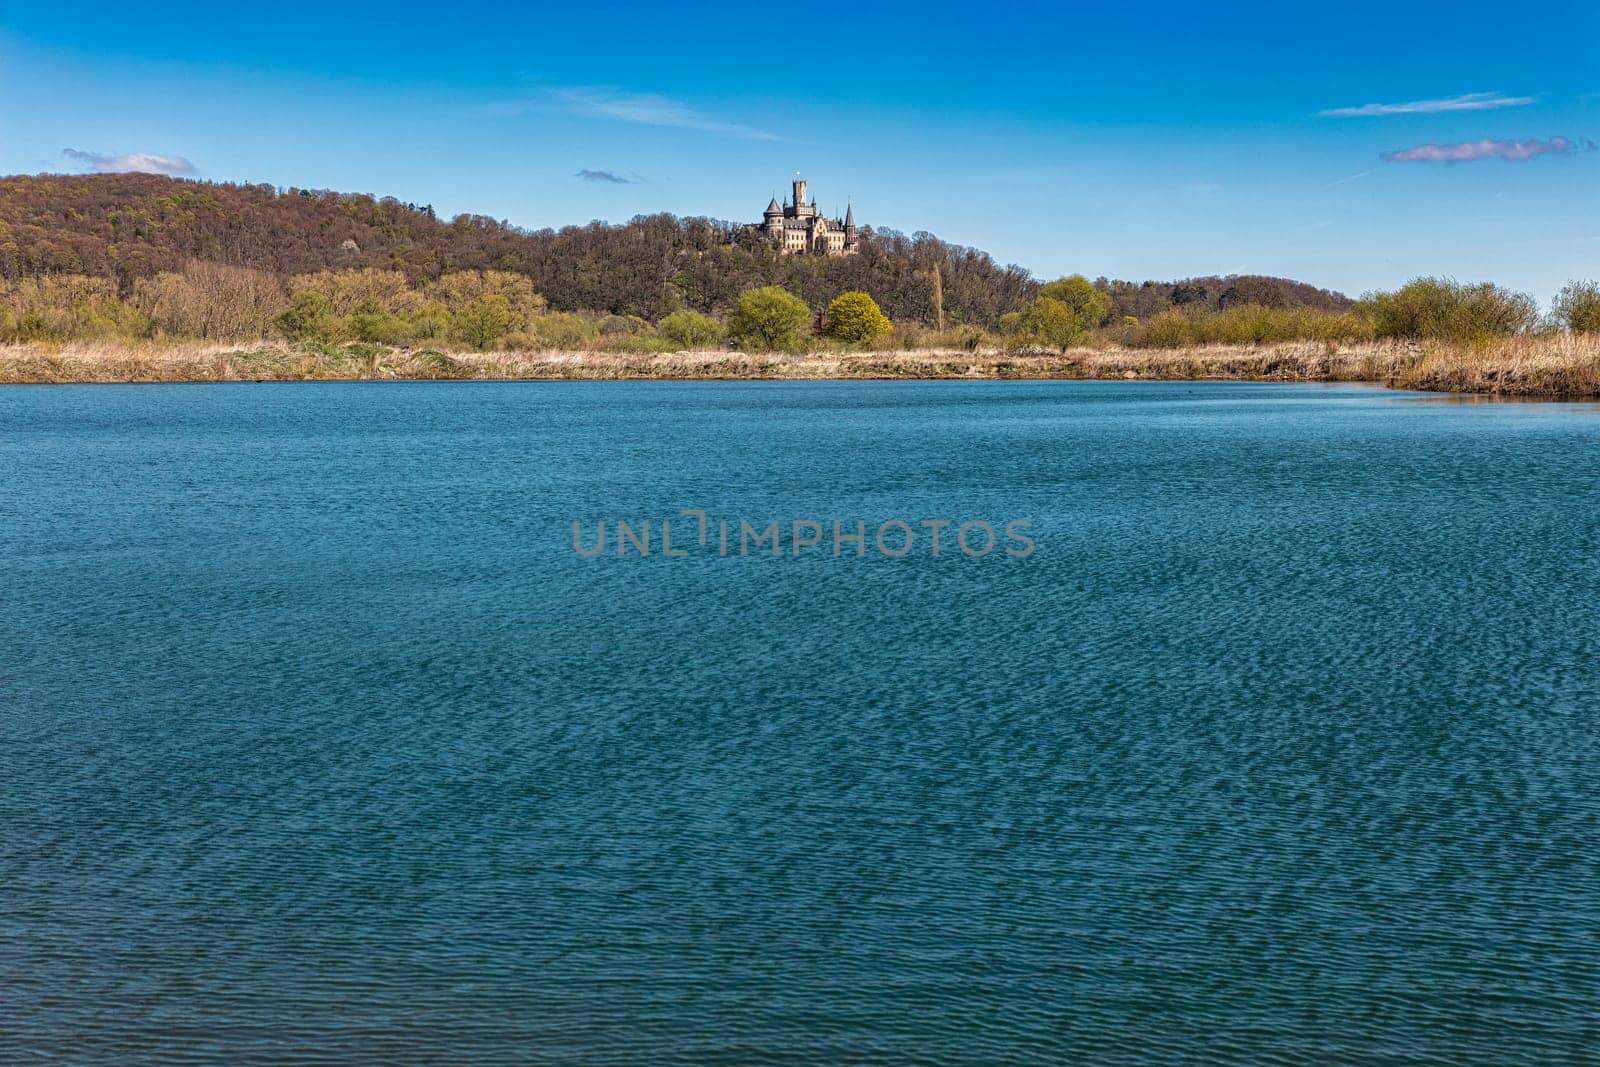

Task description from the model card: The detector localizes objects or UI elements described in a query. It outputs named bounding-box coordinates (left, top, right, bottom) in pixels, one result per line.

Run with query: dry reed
left=4, top=336, right=1599, bottom=398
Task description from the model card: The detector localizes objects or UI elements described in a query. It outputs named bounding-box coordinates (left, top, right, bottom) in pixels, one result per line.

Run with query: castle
left=753, top=178, right=860, bottom=256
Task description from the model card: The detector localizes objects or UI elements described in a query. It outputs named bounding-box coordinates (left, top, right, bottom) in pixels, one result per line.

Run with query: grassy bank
left=4, top=336, right=1600, bottom=398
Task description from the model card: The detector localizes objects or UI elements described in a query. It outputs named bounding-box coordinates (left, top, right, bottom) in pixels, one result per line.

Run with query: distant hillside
left=1097, top=275, right=1353, bottom=320
left=0, top=173, right=1350, bottom=326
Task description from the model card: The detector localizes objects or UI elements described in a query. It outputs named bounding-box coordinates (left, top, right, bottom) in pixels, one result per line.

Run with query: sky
left=1, top=0, right=1596, bottom=301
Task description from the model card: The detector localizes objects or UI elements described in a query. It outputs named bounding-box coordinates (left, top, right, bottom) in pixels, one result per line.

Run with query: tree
left=450, top=293, right=518, bottom=349
left=658, top=309, right=724, bottom=348
left=728, top=286, right=811, bottom=351
left=1000, top=295, right=1081, bottom=351
left=276, top=290, right=339, bottom=342
left=1554, top=279, right=1600, bottom=333
left=824, top=291, right=892, bottom=345
left=1038, top=275, right=1112, bottom=329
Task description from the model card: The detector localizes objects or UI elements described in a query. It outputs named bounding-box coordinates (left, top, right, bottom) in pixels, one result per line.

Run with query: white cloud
left=1381, top=136, right=1590, bottom=163
left=1318, top=92, right=1536, bottom=117
left=62, top=148, right=196, bottom=176
left=553, top=87, right=777, bottom=141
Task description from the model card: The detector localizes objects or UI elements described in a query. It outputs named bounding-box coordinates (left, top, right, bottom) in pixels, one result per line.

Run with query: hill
left=0, top=173, right=1350, bottom=327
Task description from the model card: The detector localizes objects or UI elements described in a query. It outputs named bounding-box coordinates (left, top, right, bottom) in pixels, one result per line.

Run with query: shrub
left=1126, top=305, right=1374, bottom=348
left=599, top=314, right=650, bottom=336
left=1451, top=283, right=1538, bottom=340
left=598, top=330, right=673, bottom=354
left=1360, top=277, right=1536, bottom=342
left=1130, top=308, right=1198, bottom=348
left=868, top=324, right=929, bottom=350
left=348, top=309, right=415, bottom=345
left=948, top=324, right=993, bottom=352
left=728, top=286, right=811, bottom=351
left=658, top=309, right=724, bottom=349
left=287, top=268, right=418, bottom=316
left=1554, top=280, right=1600, bottom=333
left=276, top=290, right=342, bottom=342
left=519, top=312, right=600, bottom=350
left=824, top=291, right=892, bottom=345
left=0, top=275, right=135, bottom=341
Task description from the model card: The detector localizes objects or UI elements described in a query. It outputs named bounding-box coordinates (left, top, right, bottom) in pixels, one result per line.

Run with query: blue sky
left=1, top=0, right=1595, bottom=301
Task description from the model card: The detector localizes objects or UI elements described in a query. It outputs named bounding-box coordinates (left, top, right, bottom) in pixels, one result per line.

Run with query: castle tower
left=791, top=178, right=815, bottom=218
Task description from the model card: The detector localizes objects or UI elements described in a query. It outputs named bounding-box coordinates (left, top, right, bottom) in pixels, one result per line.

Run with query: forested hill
left=0, top=173, right=1351, bottom=326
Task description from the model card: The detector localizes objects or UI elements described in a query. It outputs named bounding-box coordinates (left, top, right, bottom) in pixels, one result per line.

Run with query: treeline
left=2, top=173, right=1346, bottom=329
left=7, top=260, right=1596, bottom=355
left=1003, top=276, right=1599, bottom=350
left=0, top=263, right=899, bottom=352
left=0, top=266, right=593, bottom=350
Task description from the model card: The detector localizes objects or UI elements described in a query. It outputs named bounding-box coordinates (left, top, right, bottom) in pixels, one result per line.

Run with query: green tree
left=824, top=291, right=892, bottom=345
left=1554, top=279, right=1600, bottom=333
left=449, top=293, right=518, bottom=350
left=1038, top=274, right=1112, bottom=329
left=1000, top=295, right=1080, bottom=351
left=276, top=289, right=340, bottom=342
left=728, top=286, right=811, bottom=351
left=658, top=309, right=724, bottom=348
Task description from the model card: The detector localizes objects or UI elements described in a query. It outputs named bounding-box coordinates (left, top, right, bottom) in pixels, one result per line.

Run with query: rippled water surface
left=4, top=380, right=1599, bottom=1065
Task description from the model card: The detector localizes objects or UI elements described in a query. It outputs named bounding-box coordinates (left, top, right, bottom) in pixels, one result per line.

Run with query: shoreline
left=4, top=337, right=1599, bottom=399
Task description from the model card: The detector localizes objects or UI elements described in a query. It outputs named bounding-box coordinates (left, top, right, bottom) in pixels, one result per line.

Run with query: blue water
left=3, top=380, right=1599, bottom=1065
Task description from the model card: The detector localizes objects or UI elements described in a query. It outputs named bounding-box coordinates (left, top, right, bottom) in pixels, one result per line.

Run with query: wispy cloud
left=553, top=87, right=777, bottom=141
left=1319, top=91, right=1536, bottom=117
left=1322, top=169, right=1375, bottom=188
left=62, top=148, right=196, bottom=176
left=1380, top=135, right=1593, bottom=163
left=576, top=169, right=631, bottom=184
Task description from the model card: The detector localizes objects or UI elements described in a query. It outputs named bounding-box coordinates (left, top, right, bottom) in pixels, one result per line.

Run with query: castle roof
left=766, top=196, right=781, bottom=215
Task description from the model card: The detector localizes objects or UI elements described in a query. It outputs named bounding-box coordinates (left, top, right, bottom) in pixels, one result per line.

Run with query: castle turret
left=792, top=178, right=808, bottom=208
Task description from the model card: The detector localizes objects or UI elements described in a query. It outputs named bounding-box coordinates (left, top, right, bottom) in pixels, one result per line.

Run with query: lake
left=3, top=380, right=1598, bottom=1065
